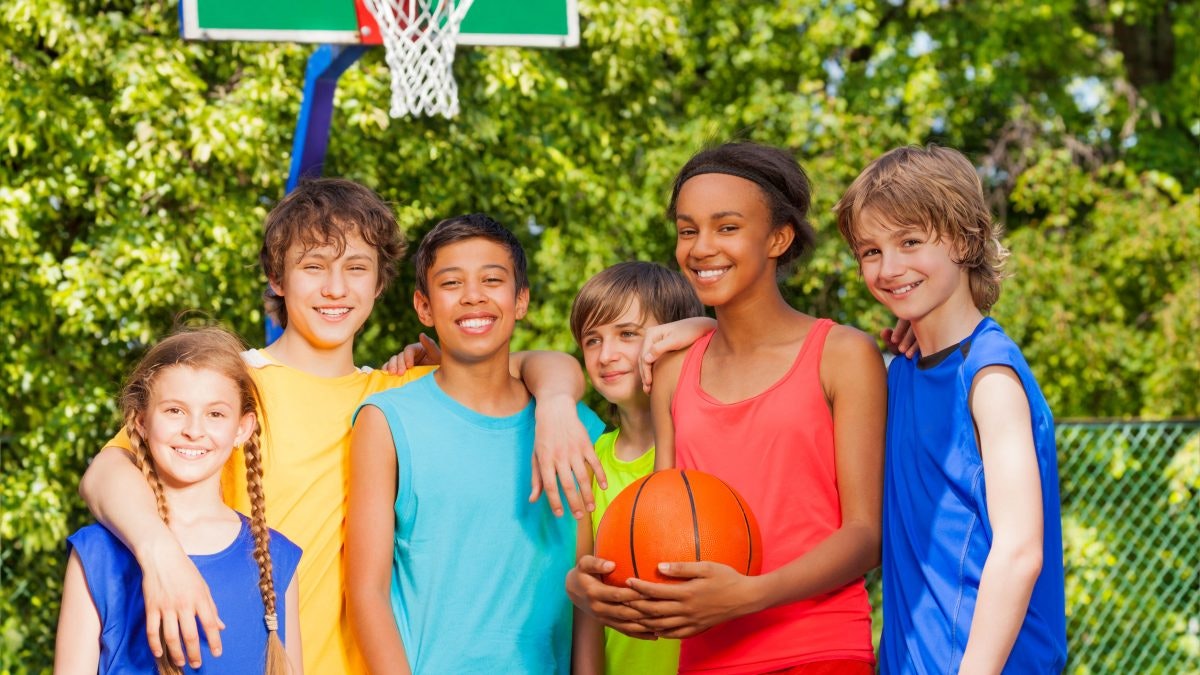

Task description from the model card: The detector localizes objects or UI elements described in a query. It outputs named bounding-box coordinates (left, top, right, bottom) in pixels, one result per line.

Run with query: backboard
left=179, top=0, right=579, bottom=48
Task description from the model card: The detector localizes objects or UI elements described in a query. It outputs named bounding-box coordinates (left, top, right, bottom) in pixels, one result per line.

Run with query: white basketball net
left=360, top=0, right=475, bottom=118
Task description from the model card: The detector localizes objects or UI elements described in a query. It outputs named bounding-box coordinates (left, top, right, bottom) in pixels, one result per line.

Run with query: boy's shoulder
left=365, top=365, right=437, bottom=393
left=362, top=371, right=436, bottom=410
left=242, top=349, right=435, bottom=392
left=961, top=318, right=1031, bottom=376
left=892, top=318, right=1026, bottom=379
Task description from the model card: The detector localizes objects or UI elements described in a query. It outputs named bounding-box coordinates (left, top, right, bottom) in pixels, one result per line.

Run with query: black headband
left=674, top=164, right=789, bottom=207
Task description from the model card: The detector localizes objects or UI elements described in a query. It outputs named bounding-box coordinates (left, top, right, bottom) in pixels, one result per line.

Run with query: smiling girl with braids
left=55, top=327, right=303, bottom=674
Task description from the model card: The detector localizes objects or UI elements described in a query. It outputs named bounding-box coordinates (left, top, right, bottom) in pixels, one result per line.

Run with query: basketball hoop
left=358, top=0, right=475, bottom=118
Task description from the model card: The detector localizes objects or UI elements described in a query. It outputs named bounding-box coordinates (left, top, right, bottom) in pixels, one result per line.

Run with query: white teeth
left=318, top=308, right=350, bottom=316
left=696, top=268, right=727, bottom=279
left=458, top=318, right=494, bottom=329
left=174, top=447, right=209, bottom=458
left=891, top=282, right=920, bottom=294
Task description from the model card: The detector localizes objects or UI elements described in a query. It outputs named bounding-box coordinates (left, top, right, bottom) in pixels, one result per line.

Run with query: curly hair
left=260, top=178, right=406, bottom=328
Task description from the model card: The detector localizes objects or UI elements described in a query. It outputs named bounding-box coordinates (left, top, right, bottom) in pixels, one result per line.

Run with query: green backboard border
left=179, top=0, right=579, bottom=48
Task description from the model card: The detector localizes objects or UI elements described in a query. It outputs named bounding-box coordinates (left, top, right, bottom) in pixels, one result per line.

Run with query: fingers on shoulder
left=651, top=349, right=688, bottom=385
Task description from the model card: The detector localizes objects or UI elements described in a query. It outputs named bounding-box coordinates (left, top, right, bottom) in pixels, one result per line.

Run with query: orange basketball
left=594, top=468, right=763, bottom=586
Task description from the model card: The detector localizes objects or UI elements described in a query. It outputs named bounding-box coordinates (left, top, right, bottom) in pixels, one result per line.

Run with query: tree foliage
left=2, top=0, right=1196, bottom=669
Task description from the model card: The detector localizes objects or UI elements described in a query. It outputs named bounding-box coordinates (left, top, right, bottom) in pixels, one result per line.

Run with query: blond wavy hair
left=834, top=145, right=1010, bottom=311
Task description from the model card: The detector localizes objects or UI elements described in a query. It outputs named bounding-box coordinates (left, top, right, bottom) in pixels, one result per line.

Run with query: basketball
left=594, top=468, right=763, bottom=586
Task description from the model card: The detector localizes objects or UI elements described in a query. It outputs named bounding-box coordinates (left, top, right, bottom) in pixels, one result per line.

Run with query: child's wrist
left=131, top=526, right=181, bottom=566
left=740, top=572, right=774, bottom=616
left=533, top=392, right=575, bottom=414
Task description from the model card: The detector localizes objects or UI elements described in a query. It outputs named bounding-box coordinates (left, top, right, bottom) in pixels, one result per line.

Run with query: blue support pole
left=267, top=44, right=369, bottom=345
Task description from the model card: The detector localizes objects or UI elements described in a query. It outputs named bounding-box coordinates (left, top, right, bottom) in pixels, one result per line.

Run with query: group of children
left=54, top=141, right=1067, bottom=674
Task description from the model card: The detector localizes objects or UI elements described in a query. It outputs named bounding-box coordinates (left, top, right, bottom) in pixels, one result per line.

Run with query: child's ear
left=235, top=411, right=257, bottom=447
left=515, top=287, right=530, bottom=320
left=768, top=223, right=796, bottom=259
left=268, top=275, right=285, bottom=298
left=413, top=290, right=435, bottom=327
left=132, top=415, right=148, bottom=440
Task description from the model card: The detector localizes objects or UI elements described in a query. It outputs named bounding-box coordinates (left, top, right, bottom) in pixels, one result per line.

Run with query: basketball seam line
left=679, top=471, right=701, bottom=562
left=723, top=482, right=755, bottom=575
left=628, top=473, right=656, bottom=581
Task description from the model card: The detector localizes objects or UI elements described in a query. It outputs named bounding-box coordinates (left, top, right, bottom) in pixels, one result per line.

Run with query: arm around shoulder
left=79, top=444, right=222, bottom=667
left=650, top=349, right=686, bottom=471
left=513, top=350, right=607, bottom=519
left=79, top=445, right=173, bottom=553
left=639, top=317, right=716, bottom=390
left=346, top=405, right=412, bottom=673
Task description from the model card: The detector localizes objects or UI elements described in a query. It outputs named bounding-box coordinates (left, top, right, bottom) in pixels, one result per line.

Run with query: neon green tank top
left=590, top=429, right=681, bottom=675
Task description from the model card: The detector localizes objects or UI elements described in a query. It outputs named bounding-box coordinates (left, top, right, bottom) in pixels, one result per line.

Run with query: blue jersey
left=358, top=375, right=606, bottom=674
left=879, top=318, right=1066, bottom=674
left=68, top=516, right=301, bottom=674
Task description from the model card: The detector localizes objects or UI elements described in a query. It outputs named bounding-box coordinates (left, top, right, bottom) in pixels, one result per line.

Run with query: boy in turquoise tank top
left=347, top=214, right=606, bottom=674
left=566, top=262, right=704, bottom=675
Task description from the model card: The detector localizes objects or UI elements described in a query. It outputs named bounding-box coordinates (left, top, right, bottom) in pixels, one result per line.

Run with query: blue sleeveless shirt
left=879, top=318, right=1067, bottom=673
left=67, top=516, right=301, bottom=674
left=358, top=375, right=605, bottom=674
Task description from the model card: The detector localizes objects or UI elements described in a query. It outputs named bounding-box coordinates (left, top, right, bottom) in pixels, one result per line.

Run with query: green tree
left=2, top=0, right=1195, bottom=670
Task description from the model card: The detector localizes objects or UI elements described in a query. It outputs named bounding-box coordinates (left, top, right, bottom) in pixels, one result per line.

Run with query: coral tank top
left=671, top=319, right=874, bottom=674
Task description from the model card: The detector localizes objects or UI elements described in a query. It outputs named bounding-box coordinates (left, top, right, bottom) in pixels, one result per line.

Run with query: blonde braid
left=125, top=415, right=184, bottom=675
left=126, top=416, right=170, bottom=525
left=243, top=428, right=290, bottom=675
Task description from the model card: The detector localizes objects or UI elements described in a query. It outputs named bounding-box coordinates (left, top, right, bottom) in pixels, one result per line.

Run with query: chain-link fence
left=1058, top=419, right=1199, bottom=674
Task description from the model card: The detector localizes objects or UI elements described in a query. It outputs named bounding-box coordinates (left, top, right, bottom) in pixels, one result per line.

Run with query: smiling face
left=673, top=173, right=793, bottom=308
left=581, top=298, right=657, bottom=410
left=269, top=232, right=381, bottom=353
left=140, top=365, right=255, bottom=490
left=414, top=237, right=529, bottom=364
left=853, top=207, right=976, bottom=331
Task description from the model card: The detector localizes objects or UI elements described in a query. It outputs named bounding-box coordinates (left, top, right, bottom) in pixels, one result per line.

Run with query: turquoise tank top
left=359, top=375, right=605, bottom=674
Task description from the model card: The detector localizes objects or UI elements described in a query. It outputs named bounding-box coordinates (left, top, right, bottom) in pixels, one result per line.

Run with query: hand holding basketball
left=626, top=560, right=767, bottom=639
left=565, top=556, right=657, bottom=640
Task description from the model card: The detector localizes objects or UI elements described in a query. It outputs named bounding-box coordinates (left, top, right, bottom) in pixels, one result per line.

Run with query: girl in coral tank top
left=590, top=142, right=886, bottom=675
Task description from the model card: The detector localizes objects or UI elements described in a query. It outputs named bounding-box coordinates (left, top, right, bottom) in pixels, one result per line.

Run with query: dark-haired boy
left=79, top=181, right=601, bottom=673
left=348, top=214, right=605, bottom=674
